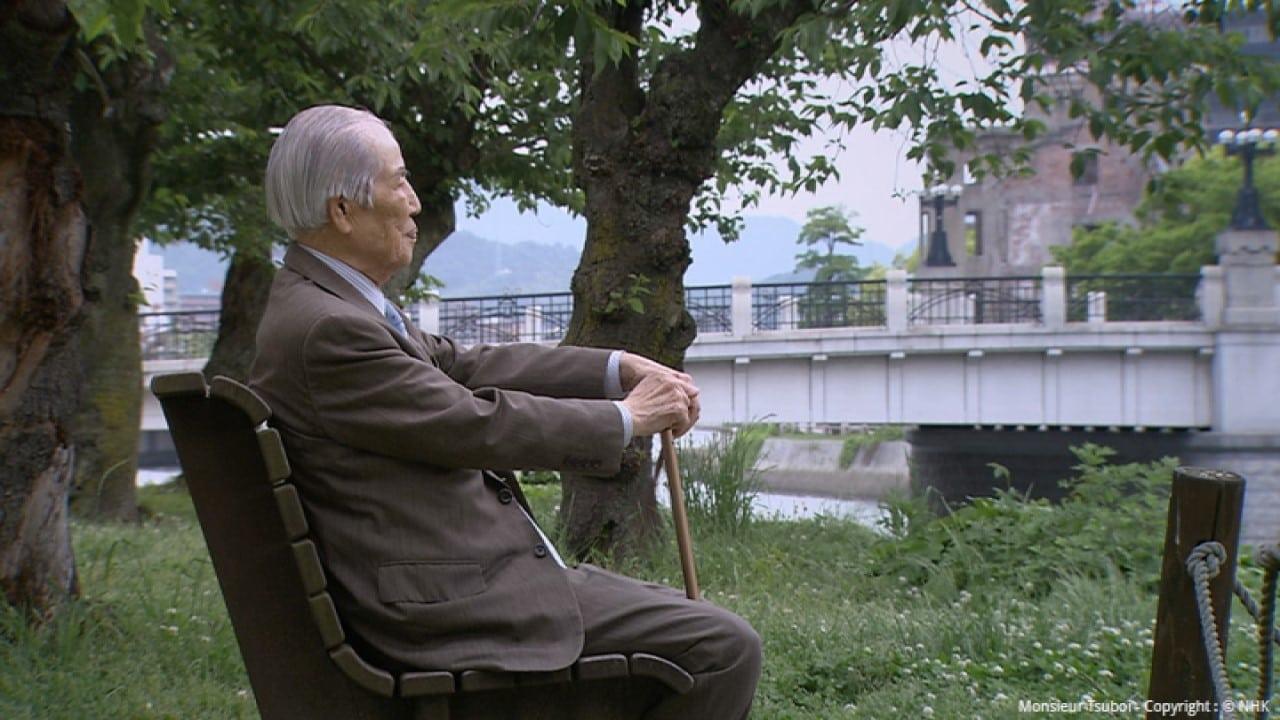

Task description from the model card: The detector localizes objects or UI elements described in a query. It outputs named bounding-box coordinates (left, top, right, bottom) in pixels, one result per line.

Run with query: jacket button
left=497, top=488, right=514, bottom=505
left=533, top=544, right=548, bottom=558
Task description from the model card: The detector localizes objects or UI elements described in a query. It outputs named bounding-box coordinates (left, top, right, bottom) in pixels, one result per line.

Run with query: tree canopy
left=1054, top=150, right=1280, bottom=273
left=795, top=205, right=866, bottom=282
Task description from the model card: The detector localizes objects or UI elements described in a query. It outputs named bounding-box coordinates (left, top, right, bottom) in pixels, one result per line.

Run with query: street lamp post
left=1218, top=127, right=1278, bottom=230
left=922, top=184, right=963, bottom=267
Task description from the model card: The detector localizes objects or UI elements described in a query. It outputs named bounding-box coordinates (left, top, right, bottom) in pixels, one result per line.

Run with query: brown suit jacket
left=248, top=245, right=626, bottom=672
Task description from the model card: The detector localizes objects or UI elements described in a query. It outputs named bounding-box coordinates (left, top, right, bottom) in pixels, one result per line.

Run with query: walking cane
left=659, top=429, right=701, bottom=601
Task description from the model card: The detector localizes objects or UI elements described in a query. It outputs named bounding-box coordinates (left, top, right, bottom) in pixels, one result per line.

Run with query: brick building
left=921, top=10, right=1277, bottom=278
left=921, top=72, right=1157, bottom=278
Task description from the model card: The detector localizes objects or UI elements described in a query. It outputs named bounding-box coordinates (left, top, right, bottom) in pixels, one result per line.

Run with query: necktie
left=384, top=301, right=408, bottom=337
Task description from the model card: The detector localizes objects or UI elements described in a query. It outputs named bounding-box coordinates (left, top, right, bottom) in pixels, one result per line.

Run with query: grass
left=0, top=477, right=1272, bottom=719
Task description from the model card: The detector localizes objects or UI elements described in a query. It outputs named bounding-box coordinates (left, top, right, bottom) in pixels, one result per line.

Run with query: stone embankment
left=753, top=437, right=910, bottom=500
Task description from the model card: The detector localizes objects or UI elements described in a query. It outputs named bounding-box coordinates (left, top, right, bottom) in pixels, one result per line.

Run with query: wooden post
left=1147, top=467, right=1245, bottom=718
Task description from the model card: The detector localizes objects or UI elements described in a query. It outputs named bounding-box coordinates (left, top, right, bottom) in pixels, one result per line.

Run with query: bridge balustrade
left=751, top=280, right=887, bottom=331
left=137, top=270, right=1218, bottom=359
left=1065, top=273, right=1202, bottom=322
left=906, top=276, right=1043, bottom=326
left=139, top=310, right=220, bottom=360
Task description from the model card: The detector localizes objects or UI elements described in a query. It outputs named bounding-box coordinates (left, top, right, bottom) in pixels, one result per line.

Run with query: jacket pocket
left=377, top=561, right=486, bottom=604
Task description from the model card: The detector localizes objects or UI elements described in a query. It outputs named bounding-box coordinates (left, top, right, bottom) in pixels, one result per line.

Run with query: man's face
left=342, top=127, right=421, bottom=284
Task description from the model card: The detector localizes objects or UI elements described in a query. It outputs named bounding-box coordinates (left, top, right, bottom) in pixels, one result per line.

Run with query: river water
left=138, top=468, right=887, bottom=530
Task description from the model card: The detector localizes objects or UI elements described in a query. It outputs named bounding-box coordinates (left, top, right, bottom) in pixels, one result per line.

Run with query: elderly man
left=247, top=105, right=761, bottom=718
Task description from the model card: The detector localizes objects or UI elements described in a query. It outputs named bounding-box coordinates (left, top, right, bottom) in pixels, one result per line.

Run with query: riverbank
left=3, top=468, right=1269, bottom=718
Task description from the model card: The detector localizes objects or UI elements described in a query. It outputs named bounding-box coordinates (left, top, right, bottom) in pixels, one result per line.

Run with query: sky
left=456, top=8, right=1015, bottom=253
left=456, top=121, right=928, bottom=252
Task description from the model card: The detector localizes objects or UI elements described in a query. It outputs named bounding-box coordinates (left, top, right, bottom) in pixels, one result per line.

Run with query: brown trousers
left=567, top=565, right=763, bottom=720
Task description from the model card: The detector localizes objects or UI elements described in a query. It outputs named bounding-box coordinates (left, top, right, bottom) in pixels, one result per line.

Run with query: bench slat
left=256, top=428, right=292, bottom=483
left=629, top=654, right=694, bottom=694
left=329, top=645, right=395, bottom=697
left=150, top=372, right=207, bottom=399
left=209, top=376, right=271, bottom=425
left=573, top=654, right=630, bottom=682
left=398, top=671, right=456, bottom=698
left=308, top=592, right=345, bottom=649
left=515, top=668, right=573, bottom=687
left=273, top=485, right=309, bottom=540
left=459, top=670, right=516, bottom=692
left=291, top=540, right=326, bottom=596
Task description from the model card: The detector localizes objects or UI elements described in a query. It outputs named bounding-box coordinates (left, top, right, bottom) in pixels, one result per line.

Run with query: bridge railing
left=751, top=280, right=887, bottom=331
left=907, top=276, right=1043, bottom=326
left=437, top=291, right=575, bottom=345
left=139, top=269, right=1227, bottom=360
left=1065, top=273, right=1202, bottom=322
left=139, top=310, right=220, bottom=361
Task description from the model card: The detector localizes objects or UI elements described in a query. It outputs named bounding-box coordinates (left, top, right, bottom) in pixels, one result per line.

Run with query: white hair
left=265, top=105, right=390, bottom=238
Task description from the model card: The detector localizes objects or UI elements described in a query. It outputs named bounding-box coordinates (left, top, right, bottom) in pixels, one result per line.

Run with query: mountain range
left=159, top=214, right=906, bottom=299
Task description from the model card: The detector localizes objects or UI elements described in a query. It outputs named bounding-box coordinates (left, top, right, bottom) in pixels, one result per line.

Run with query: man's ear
left=327, top=196, right=353, bottom=234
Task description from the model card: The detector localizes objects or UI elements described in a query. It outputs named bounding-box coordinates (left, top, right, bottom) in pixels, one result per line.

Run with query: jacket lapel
left=283, top=244, right=433, bottom=363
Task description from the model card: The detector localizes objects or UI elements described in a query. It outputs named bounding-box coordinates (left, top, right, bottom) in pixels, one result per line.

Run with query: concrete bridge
left=140, top=234, right=1280, bottom=543
left=144, top=263, right=1280, bottom=435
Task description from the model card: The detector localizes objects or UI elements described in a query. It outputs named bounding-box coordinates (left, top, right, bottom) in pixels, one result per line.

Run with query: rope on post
left=1244, top=546, right=1278, bottom=719
left=1185, top=542, right=1280, bottom=720
left=1187, top=541, right=1236, bottom=720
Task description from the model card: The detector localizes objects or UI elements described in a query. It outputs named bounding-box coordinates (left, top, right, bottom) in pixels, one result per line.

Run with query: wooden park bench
left=151, top=372, right=693, bottom=720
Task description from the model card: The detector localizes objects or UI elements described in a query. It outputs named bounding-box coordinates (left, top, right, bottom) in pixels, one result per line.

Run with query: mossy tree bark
left=559, top=0, right=812, bottom=563
left=0, top=2, right=86, bottom=616
left=68, top=36, right=171, bottom=521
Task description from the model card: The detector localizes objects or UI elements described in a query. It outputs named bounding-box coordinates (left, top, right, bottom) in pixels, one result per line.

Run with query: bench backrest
left=153, top=372, right=693, bottom=720
left=152, top=372, right=403, bottom=720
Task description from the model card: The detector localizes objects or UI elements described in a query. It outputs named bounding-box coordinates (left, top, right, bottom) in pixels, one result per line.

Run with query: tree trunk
left=0, top=3, right=86, bottom=616
left=559, top=0, right=811, bottom=564
left=68, top=40, right=171, bottom=520
left=202, top=247, right=275, bottom=382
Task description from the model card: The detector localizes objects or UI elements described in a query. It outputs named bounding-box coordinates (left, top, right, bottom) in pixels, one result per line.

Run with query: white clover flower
left=1099, top=669, right=1114, bottom=679
left=922, top=707, right=934, bottom=717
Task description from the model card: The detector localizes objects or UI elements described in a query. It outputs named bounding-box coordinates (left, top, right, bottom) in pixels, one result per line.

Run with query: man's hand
left=621, top=372, right=701, bottom=438
left=619, top=352, right=693, bottom=393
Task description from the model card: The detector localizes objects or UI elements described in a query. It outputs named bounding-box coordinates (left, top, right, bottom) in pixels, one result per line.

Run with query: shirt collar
left=296, top=244, right=389, bottom=315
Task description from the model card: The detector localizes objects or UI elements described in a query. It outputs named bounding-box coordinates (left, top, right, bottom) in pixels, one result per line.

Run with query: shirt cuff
left=612, top=401, right=634, bottom=446
left=604, top=350, right=625, bottom=399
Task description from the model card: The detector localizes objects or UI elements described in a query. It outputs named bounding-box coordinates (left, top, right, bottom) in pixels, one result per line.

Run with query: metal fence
left=1066, top=274, right=1201, bottom=322
left=685, top=285, right=733, bottom=334
left=139, top=310, right=220, bottom=360
left=752, top=280, right=888, bottom=331
left=907, top=276, right=1043, bottom=326
left=438, top=292, right=575, bottom=345
left=137, top=274, right=1212, bottom=359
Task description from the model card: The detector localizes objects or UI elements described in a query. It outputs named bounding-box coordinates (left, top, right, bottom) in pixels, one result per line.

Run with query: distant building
left=132, top=237, right=179, bottom=310
left=922, top=10, right=1276, bottom=278
left=175, top=293, right=223, bottom=312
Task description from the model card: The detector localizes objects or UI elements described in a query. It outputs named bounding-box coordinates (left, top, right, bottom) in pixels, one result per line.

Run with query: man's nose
left=408, top=185, right=421, bottom=217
